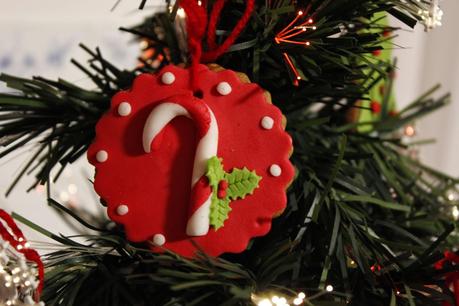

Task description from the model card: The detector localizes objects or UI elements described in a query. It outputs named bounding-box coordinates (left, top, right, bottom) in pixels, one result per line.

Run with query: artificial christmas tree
left=0, top=0, right=458, bottom=305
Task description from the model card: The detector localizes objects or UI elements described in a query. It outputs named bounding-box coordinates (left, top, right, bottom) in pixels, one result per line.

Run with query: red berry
left=372, top=49, right=382, bottom=56
left=217, top=180, right=229, bottom=199
left=370, top=101, right=381, bottom=114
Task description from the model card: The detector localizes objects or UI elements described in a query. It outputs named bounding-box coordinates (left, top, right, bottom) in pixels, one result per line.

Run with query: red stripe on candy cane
left=142, top=96, right=219, bottom=236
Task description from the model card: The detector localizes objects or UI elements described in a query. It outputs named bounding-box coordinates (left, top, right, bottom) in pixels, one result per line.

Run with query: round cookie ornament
left=88, top=65, right=294, bottom=256
left=87, top=0, right=294, bottom=257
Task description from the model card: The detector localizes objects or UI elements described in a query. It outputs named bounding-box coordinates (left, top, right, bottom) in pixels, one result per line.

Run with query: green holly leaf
left=209, top=197, right=231, bottom=230
left=206, top=157, right=262, bottom=230
left=225, top=168, right=262, bottom=201
left=206, top=156, right=225, bottom=188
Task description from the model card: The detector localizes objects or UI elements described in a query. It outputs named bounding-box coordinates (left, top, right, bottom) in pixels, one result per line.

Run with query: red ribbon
left=180, top=0, right=255, bottom=89
left=0, top=209, right=44, bottom=302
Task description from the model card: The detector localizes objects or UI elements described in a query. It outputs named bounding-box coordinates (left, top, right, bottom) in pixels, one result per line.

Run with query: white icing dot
left=117, top=102, right=132, bottom=116
left=96, top=150, right=108, bottom=163
left=116, top=205, right=129, bottom=216
left=152, top=234, right=166, bottom=246
left=161, top=72, right=175, bottom=85
left=261, top=116, right=274, bottom=130
left=269, top=164, right=282, bottom=177
left=216, top=82, right=232, bottom=95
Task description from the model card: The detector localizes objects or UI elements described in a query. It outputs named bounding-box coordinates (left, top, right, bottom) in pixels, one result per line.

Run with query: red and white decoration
left=88, top=64, right=294, bottom=256
left=0, top=210, right=44, bottom=306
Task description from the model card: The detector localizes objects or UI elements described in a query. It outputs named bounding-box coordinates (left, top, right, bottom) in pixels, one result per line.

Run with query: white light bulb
left=68, top=184, right=78, bottom=194
left=326, top=285, right=334, bottom=292
left=293, top=298, right=303, bottom=305
left=177, top=8, right=186, bottom=18
left=452, top=206, right=459, bottom=220
left=258, top=299, right=273, bottom=306
left=59, top=191, right=70, bottom=202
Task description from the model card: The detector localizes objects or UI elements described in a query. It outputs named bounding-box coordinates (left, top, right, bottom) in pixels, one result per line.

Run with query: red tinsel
left=435, top=251, right=459, bottom=306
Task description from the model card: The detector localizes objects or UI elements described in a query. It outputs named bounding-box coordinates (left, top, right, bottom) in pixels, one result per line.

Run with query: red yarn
left=180, top=0, right=255, bottom=89
left=203, top=0, right=255, bottom=62
left=0, top=209, right=45, bottom=301
left=180, top=0, right=208, bottom=89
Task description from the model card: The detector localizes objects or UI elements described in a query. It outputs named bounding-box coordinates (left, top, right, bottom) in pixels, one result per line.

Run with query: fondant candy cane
left=142, top=99, right=219, bottom=236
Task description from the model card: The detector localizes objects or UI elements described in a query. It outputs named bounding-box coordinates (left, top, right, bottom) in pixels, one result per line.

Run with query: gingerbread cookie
left=88, top=64, right=294, bottom=256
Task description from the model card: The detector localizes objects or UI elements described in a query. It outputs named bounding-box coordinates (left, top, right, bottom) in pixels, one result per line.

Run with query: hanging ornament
left=88, top=0, right=294, bottom=257
left=0, top=210, right=44, bottom=306
left=345, top=13, right=398, bottom=133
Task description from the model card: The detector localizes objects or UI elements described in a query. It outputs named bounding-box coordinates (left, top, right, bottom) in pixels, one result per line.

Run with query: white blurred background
left=0, top=0, right=457, bottom=243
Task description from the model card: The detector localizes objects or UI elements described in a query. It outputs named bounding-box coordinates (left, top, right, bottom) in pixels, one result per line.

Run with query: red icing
left=88, top=64, right=294, bottom=257
left=189, top=176, right=212, bottom=217
left=217, top=180, right=228, bottom=199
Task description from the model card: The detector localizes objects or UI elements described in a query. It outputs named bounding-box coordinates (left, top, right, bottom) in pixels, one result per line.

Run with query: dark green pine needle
left=1, top=1, right=458, bottom=305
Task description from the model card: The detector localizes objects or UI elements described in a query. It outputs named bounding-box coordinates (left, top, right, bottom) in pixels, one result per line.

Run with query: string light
left=293, top=298, right=303, bottom=305
left=274, top=9, right=318, bottom=85
left=177, top=8, right=186, bottom=18
left=404, top=125, right=416, bottom=137
left=59, top=191, right=70, bottom=202
left=258, top=299, right=273, bottom=306
left=282, top=53, right=301, bottom=86
left=253, top=290, right=325, bottom=306
left=0, top=238, right=43, bottom=305
left=447, top=190, right=459, bottom=202
left=452, top=206, right=459, bottom=220
left=325, top=285, right=334, bottom=292
left=68, top=184, right=78, bottom=195
left=252, top=292, right=306, bottom=306
left=421, top=0, right=443, bottom=31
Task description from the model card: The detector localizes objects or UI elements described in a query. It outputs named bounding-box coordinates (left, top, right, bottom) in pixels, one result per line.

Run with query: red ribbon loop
left=203, top=0, right=255, bottom=62
left=180, top=0, right=255, bottom=65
